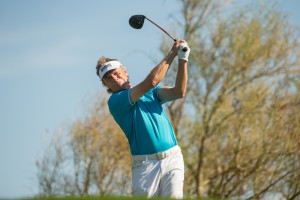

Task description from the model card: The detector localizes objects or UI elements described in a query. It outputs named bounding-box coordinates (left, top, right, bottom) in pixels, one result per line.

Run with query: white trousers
left=131, top=146, right=184, bottom=199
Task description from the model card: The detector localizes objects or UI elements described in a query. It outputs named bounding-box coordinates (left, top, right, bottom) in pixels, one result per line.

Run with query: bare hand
left=171, top=39, right=187, bottom=54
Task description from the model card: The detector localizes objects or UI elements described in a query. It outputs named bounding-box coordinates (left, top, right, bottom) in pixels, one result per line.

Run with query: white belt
left=132, top=145, right=181, bottom=161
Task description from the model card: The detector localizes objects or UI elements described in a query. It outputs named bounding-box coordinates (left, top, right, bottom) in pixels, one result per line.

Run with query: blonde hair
left=96, top=56, right=118, bottom=94
left=96, top=56, right=118, bottom=76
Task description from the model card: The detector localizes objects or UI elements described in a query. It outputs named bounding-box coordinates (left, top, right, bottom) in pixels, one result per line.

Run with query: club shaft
left=145, top=17, right=176, bottom=42
left=144, top=16, right=187, bottom=52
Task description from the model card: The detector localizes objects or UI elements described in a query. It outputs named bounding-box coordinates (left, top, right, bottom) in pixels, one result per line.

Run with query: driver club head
left=129, top=15, right=146, bottom=29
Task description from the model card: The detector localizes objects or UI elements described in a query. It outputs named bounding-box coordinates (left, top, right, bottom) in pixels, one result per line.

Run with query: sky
left=0, top=0, right=299, bottom=198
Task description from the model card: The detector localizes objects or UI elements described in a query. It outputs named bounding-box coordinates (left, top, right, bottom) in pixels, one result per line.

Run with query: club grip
left=174, top=39, right=188, bottom=52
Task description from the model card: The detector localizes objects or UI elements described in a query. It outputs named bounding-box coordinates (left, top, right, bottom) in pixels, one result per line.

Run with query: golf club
left=129, top=15, right=187, bottom=52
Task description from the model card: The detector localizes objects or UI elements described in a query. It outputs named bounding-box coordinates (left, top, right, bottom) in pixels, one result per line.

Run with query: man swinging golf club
left=96, top=39, right=190, bottom=198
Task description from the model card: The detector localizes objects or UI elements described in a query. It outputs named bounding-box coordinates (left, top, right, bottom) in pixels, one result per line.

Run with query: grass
left=0, top=195, right=222, bottom=200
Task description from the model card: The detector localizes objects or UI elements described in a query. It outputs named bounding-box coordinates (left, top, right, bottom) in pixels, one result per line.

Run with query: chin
left=121, top=81, right=131, bottom=88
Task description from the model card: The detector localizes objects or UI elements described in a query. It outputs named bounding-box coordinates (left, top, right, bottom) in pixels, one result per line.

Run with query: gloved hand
left=177, top=43, right=190, bottom=61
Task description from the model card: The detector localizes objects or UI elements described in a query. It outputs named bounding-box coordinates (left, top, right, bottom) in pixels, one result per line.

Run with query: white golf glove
left=177, top=43, right=190, bottom=61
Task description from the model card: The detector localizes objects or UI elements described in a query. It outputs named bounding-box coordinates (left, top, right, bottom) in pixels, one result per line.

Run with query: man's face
left=102, top=67, right=130, bottom=92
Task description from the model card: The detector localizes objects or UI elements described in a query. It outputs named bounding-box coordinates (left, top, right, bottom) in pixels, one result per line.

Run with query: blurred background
left=0, top=0, right=300, bottom=199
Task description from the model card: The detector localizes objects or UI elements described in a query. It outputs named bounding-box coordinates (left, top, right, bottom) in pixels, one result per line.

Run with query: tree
left=161, top=0, right=300, bottom=198
left=36, top=95, right=131, bottom=196
left=36, top=1, right=300, bottom=198
left=69, top=97, right=131, bottom=196
left=36, top=131, right=66, bottom=196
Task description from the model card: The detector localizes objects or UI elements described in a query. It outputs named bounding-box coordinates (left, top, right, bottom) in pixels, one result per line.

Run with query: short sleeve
left=108, top=89, right=133, bottom=118
left=153, top=86, right=166, bottom=104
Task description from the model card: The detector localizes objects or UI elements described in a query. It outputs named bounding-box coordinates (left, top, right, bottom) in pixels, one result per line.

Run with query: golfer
left=96, top=39, right=190, bottom=198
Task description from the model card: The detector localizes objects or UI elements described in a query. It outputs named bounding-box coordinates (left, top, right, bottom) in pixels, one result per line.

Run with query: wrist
left=168, top=50, right=177, bottom=59
left=179, top=59, right=188, bottom=63
left=178, top=59, right=188, bottom=65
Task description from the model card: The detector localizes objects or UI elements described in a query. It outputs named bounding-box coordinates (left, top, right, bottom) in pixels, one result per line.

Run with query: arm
left=158, top=41, right=190, bottom=103
left=158, top=59, right=188, bottom=102
left=129, top=41, right=181, bottom=103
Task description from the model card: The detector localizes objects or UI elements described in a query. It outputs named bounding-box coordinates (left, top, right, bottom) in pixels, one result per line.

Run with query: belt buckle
left=156, top=152, right=164, bottom=160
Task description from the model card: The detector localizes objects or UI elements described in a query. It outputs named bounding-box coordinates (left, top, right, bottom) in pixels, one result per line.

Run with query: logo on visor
left=100, top=63, right=111, bottom=72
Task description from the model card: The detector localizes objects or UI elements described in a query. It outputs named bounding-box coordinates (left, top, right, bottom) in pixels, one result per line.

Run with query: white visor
left=99, top=60, right=122, bottom=80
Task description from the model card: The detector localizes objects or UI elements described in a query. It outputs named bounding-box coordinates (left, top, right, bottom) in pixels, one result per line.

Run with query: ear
left=101, top=77, right=110, bottom=87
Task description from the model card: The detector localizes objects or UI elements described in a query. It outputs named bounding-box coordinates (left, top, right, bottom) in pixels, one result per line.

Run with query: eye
left=104, top=75, right=111, bottom=81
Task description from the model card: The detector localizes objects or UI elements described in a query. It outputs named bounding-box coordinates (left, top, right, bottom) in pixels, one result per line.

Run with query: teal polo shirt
left=108, top=86, right=178, bottom=155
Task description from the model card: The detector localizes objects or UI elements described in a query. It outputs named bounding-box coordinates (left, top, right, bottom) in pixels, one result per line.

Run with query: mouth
left=114, top=78, right=125, bottom=86
left=119, top=77, right=131, bottom=88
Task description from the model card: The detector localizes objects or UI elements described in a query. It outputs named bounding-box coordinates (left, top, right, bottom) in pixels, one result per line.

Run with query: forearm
left=156, top=39, right=190, bottom=102
left=130, top=40, right=183, bottom=103
left=174, top=59, right=188, bottom=97
left=145, top=49, right=177, bottom=87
